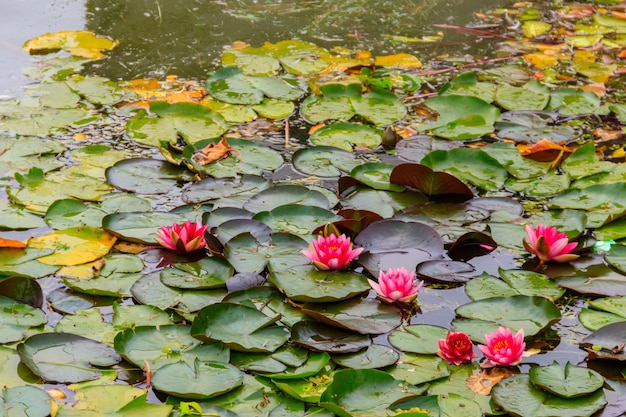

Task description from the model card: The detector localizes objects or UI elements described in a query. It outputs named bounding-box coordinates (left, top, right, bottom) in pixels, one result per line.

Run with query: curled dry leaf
left=466, top=367, right=515, bottom=395
left=193, top=139, right=243, bottom=165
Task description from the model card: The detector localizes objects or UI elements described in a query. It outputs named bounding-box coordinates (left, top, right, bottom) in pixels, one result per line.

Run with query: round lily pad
left=160, top=257, right=233, bottom=290
left=269, top=265, right=370, bottom=303
left=0, top=385, right=50, bottom=417
left=106, top=158, right=194, bottom=194
left=102, top=211, right=188, bottom=244
left=292, top=145, right=362, bottom=177
left=17, top=333, right=121, bottom=383
left=114, top=325, right=229, bottom=370
left=310, top=122, right=382, bottom=151
left=243, top=185, right=331, bottom=213
left=331, top=344, right=399, bottom=369
left=302, top=298, right=402, bottom=334
left=491, top=374, right=606, bottom=417
left=0, top=296, right=46, bottom=344
left=152, top=359, right=243, bottom=400
left=191, top=302, right=289, bottom=352
left=291, top=320, right=371, bottom=354
left=529, top=361, right=604, bottom=398
left=388, top=324, right=449, bottom=354
left=253, top=204, right=341, bottom=237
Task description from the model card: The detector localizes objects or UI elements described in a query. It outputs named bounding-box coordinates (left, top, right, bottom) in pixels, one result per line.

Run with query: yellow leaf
left=374, top=53, right=422, bottom=68
left=522, top=21, right=552, bottom=38
left=58, top=259, right=106, bottom=280
left=28, top=227, right=116, bottom=266
left=23, top=30, right=119, bottom=59
left=523, top=53, right=559, bottom=69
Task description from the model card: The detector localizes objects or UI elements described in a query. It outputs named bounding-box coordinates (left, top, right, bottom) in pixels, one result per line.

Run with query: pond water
left=2, top=0, right=511, bottom=96
left=5, top=0, right=624, bottom=415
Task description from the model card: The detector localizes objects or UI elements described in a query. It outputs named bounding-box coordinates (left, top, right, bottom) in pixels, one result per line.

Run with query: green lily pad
left=225, top=232, right=309, bottom=274
left=114, top=325, right=229, bottom=370
left=152, top=359, right=243, bottom=400
left=388, top=353, right=450, bottom=386
left=320, top=368, right=425, bottom=416
left=580, top=322, right=626, bottom=361
left=495, top=79, right=550, bottom=111
left=300, top=95, right=355, bottom=123
left=54, top=385, right=172, bottom=417
left=126, top=102, right=228, bottom=147
left=349, top=163, right=404, bottom=192
left=160, top=257, right=233, bottom=290
left=269, top=265, right=370, bottom=303
left=191, top=302, right=289, bottom=352
left=351, top=89, right=407, bottom=125
left=66, top=75, right=123, bottom=105
left=465, top=269, right=565, bottom=302
left=206, top=66, right=264, bottom=105
left=553, top=263, right=626, bottom=297
left=254, top=204, right=340, bottom=237
left=251, top=99, right=295, bottom=119
left=54, top=308, right=116, bottom=345
left=0, top=296, right=46, bottom=344
left=439, top=72, right=496, bottom=103
left=0, top=276, right=43, bottom=308
left=264, top=351, right=331, bottom=379
left=17, top=333, right=121, bottom=383
left=272, top=365, right=333, bottom=403
left=0, top=386, right=50, bottom=417
left=419, top=95, right=500, bottom=140
left=182, top=174, right=271, bottom=208
left=482, top=141, right=551, bottom=179
left=310, top=123, right=382, bottom=151
left=291, top=146, right=362, bottom=177
left=243, top=185, right=331, bottom=213
left=421, top=148, right=508, bottom=191
left=561, top=142, right=615, bottom=180
left=391, top=393, right=482, bottom=417
left=549, top=88, right=601, bottom=116
left=0, top=199, right=47, bottom=230
left=496, top=111, right=581, bottom=143
left=302, top=298, right=402, bottom=334
left=0, top=136, right=65, bottom=178
left=102, top=211, right=188, bottom=244
left=388, top=324, right=449, bottom=354
left=453, top=295, right=561, bottom=342
left=105, top=158, right=195, bottom=194
left=183, top=138, right=283, bottom=178
left=491, top=374, right=606, bottom=417
left=291, top=320, right=371, bottom=354
left=111, top=303, right=175, bottom=330
left=331, top=344, right=399, bottom=369
left=529, top=361, right=604, bottom=398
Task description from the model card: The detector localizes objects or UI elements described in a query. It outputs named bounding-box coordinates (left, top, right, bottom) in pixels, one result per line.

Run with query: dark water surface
left=2, top=0, right=511, bottom=95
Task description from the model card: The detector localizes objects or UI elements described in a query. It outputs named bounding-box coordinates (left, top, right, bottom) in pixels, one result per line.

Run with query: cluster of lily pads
left=1, top=2, right=626, bottom=416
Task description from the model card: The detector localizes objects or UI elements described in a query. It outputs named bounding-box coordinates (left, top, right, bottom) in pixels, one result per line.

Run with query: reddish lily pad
left=389, top=163, right=473, bottom=202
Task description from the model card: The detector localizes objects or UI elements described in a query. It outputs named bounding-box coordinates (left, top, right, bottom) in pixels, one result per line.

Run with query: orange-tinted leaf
left=374, top=53, right=422, bottom=68
left=594, top=128, right=622, bottom=141
left=523, top=53, right=559, bottom=69
left=193, top=138, right=243, bottom=166
left=519, top=138, right=573, bottom=163
left=0, top=238, right=27, bottom=248
left=580, top=83, right=606, bottom=97
left=618, top=49, right=626, bottom=59
left=466, top=368, right=515, bottom=395
left=557, top=5, right=595, bottom=19
left=309, top=123, right=326, bottom=134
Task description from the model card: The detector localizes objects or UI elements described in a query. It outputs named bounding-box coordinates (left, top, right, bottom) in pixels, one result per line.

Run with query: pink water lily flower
left=438, top=331, right=477, bottom=365
left=478, top=327, right=525, bottom=368
left=368, top=267, right=423, bottom=304
left=302, top=234, right=363, bottom=270
left=523, top=224, right=579, bottom=264
left=155, top=220, right=209, bottom=253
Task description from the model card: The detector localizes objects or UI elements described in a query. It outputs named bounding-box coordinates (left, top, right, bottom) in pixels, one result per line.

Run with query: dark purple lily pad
left=415, top=260, right=477, bottom=283
left=390, top=163, right=474, bottom=202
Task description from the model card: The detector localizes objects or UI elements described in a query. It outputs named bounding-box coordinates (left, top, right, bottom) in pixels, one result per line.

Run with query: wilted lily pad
left=27, top=226, right=116, bottom=266
left=580, top=322, right=626, bottom=361
left=23, top=30, right=119, bottom=59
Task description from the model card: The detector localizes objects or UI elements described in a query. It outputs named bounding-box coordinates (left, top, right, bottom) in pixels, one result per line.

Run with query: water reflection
left=84, top=0, right=511, bottom=81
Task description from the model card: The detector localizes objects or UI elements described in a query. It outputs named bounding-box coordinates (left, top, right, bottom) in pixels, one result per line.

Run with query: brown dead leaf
left=594, top=128, right=623, bottom=141
left=193, top=139, right=243, bottom=166
left=467, top=368, right=515, bottom=395
left=0, top=237, right=27, bottom=248
left=558, top=5, right=596, bottom=19
left=113, top=241, right=151, bottom=254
